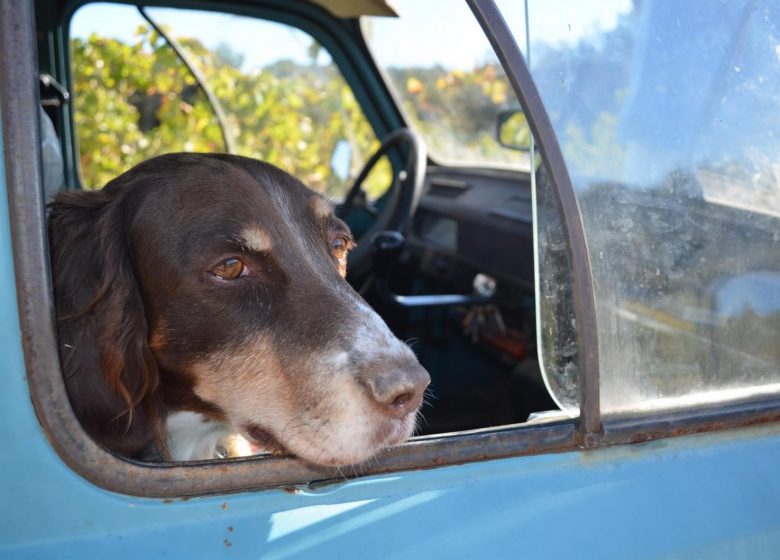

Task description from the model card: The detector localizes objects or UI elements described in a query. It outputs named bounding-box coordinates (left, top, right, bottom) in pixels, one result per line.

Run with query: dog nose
left=364, top=363, right=431, bottom=419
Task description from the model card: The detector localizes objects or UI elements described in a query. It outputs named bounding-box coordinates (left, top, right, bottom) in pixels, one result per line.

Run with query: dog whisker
left=404, top=337, right=421, bottom=349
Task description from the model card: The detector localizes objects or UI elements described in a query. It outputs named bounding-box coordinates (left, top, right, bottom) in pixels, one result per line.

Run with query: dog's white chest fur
left=166, top=411, right=252, bottom=461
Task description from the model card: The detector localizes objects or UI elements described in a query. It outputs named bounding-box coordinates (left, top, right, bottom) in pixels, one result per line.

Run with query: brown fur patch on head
left=149, top=317, right=168, bottom=352
left=239, top=226, right=273, bottom=253
left=309, top=195, right=333, bottom=221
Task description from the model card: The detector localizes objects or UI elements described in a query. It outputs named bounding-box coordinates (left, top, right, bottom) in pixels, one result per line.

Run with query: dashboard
left=410, top=166, right=535, bottom=291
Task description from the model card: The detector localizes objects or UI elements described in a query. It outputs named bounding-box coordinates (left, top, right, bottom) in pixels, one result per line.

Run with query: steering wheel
left=337, top=128, right=427, bottom=280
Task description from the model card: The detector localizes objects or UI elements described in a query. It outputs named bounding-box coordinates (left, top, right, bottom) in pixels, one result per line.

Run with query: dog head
left=49, top=153, right=429, bottom=466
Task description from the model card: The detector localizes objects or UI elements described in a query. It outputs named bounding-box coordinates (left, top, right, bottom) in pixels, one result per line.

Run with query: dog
left=49, top=153, right=430, bottom=466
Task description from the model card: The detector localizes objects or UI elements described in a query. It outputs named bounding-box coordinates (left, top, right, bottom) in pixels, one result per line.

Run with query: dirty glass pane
left=528, top=0, right=780, bottom=413
left=535, top=167, right=580, bottom=413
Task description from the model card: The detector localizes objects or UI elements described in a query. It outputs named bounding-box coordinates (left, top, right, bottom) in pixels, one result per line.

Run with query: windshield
left=363, top=0, right=530, bottom=169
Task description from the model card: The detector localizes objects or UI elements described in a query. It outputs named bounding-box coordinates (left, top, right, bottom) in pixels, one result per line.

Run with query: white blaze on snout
left=349, top=293, right=418, bottom=364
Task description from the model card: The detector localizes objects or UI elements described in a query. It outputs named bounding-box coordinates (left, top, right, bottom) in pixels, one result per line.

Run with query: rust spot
left=224, top=539, right=232, bottom=548
left=221, top=502, right=229, bottom=511
left=627, top=431, right=663, bottom=444
left=227, top=526, right=234, bottom=533
left=282, top=485, right=299, bottom=494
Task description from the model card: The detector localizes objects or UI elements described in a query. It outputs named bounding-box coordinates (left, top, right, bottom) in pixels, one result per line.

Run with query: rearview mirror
left=497, top=109, right=532, bottom=151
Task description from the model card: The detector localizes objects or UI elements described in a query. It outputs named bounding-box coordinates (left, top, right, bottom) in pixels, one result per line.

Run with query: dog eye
left=330, top=236, right=351, bottom=261
left=211, top=257, right=247, bottom=280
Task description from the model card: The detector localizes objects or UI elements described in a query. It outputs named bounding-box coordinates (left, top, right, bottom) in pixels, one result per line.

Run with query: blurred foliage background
left=71, top=25, right=521, bottom=197
left=72, top=25, right=382, bottom=197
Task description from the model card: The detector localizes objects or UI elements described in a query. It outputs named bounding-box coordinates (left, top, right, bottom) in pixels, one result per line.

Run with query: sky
left=71, top=0, right=631, bottom=71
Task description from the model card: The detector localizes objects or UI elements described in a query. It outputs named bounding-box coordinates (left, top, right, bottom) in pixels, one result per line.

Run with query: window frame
left=4, top=0, right=780, bottom=498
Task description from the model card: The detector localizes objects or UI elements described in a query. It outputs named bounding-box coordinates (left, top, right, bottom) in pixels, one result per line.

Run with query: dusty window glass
left=528, top=0, right=780, bottom=413
left=535, top=167, right=580, bottom=413
left=70, top=4, right=386, bottom=199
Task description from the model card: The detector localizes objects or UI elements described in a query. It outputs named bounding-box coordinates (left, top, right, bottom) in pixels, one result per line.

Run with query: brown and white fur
left=49, top=153, right=429, bottom=466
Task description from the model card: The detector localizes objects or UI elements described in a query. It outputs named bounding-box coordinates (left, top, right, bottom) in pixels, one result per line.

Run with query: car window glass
left=70, top=4, right=388, bottom=199
left=527, top=0, right=780, bottom=413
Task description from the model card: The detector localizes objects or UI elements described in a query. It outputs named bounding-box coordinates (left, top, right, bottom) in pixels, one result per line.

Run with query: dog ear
left=49, top=187, right=166, bottom=459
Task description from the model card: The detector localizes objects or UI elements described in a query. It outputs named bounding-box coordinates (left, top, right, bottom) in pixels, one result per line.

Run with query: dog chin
left=234, top=416, right=413, bottom=467
left=279, top=413, right=418, bottom=468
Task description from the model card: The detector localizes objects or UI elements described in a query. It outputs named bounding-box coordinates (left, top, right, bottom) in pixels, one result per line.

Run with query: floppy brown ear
left=49, top=187, right=165, bottom=459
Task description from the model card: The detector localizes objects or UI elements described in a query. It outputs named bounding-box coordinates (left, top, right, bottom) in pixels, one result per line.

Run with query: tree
left=72, top=26, right=386, bottom=197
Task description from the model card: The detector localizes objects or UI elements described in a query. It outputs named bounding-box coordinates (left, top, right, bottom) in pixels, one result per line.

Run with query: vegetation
left=386, top=64, right=518, bottom=165
left=71, top=26, right=521, bottom=196
left=73, top=26, right=383, bottom=196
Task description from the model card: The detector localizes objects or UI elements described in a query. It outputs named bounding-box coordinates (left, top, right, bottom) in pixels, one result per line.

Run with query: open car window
left=60, top=0, right=571, bottom=472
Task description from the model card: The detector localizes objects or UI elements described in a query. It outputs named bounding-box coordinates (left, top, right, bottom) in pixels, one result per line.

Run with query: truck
left=2, top=0, right=780, bottom=557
